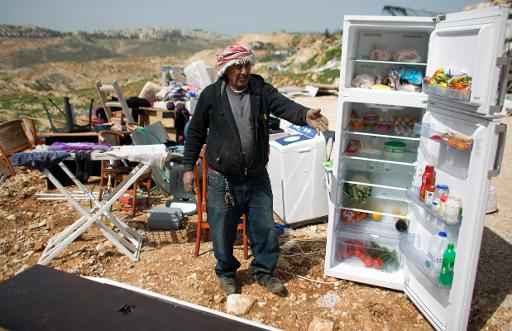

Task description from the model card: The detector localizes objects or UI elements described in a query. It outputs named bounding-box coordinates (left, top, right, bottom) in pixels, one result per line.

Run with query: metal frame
left=38, top=162, right=146, bottom=265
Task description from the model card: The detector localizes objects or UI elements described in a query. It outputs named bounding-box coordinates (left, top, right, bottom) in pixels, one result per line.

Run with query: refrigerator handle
left=323, top=164, right=339, bottom=206
left=492, top=54, right=511, bottom=114
left=488, top=123, right=507, bottom=178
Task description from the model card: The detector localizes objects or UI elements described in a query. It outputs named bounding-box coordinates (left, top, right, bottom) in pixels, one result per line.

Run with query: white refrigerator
left=324, top=6, right=509, bottom=331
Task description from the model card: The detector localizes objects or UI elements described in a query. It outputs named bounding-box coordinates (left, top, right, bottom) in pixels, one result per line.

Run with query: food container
left=375, top=121, right=393, bottom=134
left=351, top=117, right=364, bottom=130
left=444, top=196, right=462, bottom=225
left=364, top=112, right=379, bottom=129
left=447, top=134, right=473, bottom=151
left=384, top=141, right=407, bottom=160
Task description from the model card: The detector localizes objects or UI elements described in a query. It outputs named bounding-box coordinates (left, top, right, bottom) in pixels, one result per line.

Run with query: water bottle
left=427, top=231, right=448, bottom=279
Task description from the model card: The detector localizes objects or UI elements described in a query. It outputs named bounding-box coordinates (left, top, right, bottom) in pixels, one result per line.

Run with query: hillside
left=0, top=27, right=342, bottom=127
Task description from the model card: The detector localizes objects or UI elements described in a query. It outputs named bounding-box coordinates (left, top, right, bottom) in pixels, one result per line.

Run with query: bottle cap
left=436, top=184, right=449, bottom=190
left=438, top=231, right=447, bottom=237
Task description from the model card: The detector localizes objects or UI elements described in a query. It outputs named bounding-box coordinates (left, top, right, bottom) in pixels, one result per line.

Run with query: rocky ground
left=1, top=102, right=511, bottom=330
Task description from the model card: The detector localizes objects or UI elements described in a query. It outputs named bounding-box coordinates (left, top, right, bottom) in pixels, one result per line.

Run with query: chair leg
left=145, top=178, right=151, bottom=209
left=243, top=215, right=249, bottom=260
left=132, top=182, right=138, bottom=217
left=194, top=211, right=202, bottom=257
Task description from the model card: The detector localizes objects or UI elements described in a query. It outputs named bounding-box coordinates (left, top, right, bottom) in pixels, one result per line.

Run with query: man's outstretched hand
left=183, top=171, right=194, bottom=193
left=306, top=108, right=329, bottom=133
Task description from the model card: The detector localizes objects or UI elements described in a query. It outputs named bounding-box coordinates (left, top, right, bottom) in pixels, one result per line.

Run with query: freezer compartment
left=334, top=230, right=402, bottom=273
left=400, top=235, right=450, bottom=307
left=347, top=30, right=429, bottom=93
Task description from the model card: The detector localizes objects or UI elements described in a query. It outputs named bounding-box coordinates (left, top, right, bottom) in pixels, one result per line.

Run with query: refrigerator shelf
left=352, top=59, right=427, bottom=66
left=343, top=151, right=417, bottom=167
left=400, top=236, right=450, bottom=306
left=336, top=219, right=404, bottom=240
left=346, top=130, right=421, bottom=142
left=407, top=189, right=461, bottom=228
left=339, top=196, right=409, bottom=219
left=342, top=179, right=407, bottom=192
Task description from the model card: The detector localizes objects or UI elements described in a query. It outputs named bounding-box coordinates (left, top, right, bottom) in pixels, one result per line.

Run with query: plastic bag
left=399, top=69, right=423, bottom=86
left=369, top=48, right=392, bottom=61
left=393, top=49, right=421, bottom=62
left=351, top=74, right=376, bottom=89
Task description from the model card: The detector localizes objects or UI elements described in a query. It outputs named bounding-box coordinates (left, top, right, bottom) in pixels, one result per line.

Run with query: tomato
left=373, top=258, right=384, bottom=269
left=363, top=256, right=373, bottom=268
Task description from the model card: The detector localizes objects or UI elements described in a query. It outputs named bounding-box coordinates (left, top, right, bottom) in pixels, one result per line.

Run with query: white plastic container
left=444, top=196, right=462, bottom=225
left=427, top=231, right=448, bottom=278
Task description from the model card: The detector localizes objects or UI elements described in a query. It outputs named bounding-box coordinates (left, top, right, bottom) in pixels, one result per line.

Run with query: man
left=183, top=44, right=328, bottom=297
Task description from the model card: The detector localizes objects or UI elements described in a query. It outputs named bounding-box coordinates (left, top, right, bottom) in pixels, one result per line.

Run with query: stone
left=317, top=291, right=340, bottom=308
left=213, top=294, right=224, bottom=304
left=7, top=214, right=16, bottom=222
left=226, top=294, right=256, bottom=316
left=307, top=317, right=334, bottom=331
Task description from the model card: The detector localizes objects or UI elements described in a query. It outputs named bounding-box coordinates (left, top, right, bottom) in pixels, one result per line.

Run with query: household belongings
left=10, top=144, right=170, bottom=265
left=42, top=97, right=94, bottom=133
left=147, top=206, right=185, bottom=231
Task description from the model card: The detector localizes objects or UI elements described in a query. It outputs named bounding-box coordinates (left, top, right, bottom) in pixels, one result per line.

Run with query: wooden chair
left=0, top=119, right=36, bottom=179
left=193, top=149, right=249, bottom=259
left=95, top=80, right=134, bottom=124
left=98, top=131, right=152, bottom=216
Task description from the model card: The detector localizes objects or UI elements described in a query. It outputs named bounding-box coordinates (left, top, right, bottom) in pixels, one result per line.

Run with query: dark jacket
left=183, top=74, right=309, bottom=176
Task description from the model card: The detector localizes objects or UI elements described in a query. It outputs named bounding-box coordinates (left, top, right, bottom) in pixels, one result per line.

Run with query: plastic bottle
left=427, top=231, right=448, bottom=278
left=420, top=165, right=436, bottom=201
left=439, top=243, right=456, bottom=287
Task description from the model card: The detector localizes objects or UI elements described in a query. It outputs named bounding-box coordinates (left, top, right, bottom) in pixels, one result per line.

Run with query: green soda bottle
left=438, top=243, right=456, bottom=287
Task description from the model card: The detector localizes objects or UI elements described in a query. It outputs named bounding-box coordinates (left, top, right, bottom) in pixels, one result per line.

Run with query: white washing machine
left=267, top=123, right=328, bottom=226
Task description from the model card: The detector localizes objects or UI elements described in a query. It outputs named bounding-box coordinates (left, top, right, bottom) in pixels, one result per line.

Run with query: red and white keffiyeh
left=216, top=44, right=256, bottom=77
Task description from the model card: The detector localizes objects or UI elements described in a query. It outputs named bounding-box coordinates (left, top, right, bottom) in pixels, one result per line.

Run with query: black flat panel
left=0, top=265, right=266, bottom=331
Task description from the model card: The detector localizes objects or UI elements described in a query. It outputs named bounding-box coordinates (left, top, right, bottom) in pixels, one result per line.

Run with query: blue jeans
left=207, top=168, right=279, bottom=278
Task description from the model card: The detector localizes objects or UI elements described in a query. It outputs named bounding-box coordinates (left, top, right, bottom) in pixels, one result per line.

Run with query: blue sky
left=2, top=0, right=480, bottom=34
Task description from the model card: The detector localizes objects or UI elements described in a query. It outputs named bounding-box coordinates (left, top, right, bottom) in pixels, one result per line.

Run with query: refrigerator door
left=425, top=6, right=509, bottom=117
left=403, top=105, right=507, bottom=331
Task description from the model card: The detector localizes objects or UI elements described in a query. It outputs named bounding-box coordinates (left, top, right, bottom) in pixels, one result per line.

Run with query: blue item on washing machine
left=275, top=134, right=311, bottom=146
left=287, top=125, right=317, bottom=139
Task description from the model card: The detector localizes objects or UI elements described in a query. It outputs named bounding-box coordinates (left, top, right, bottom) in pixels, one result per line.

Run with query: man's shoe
left=218, top=276, right=240, bottom=295
left=255, top=274, right=288, bottom=297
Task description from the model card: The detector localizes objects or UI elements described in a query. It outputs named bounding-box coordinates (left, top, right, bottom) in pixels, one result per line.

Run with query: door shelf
left=352, top=59, right=427, bottom=66
left=400, top=236, right=450, bottom=306
left=344, top=151, right=417, bottom=167
left=339, top=196, right=409, bottom=219
left=407, top=189, right=461, bottom=228
left=346, top=130, right=421, bottom=142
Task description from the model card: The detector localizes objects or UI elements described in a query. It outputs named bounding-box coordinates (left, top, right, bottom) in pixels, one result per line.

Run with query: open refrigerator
left=324, top=6, right=510, bottom=331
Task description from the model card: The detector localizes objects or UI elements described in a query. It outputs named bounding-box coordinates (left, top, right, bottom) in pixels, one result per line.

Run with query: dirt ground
left=1, top=97, right=511, bottom=330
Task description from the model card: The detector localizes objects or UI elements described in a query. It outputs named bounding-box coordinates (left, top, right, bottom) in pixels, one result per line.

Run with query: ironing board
left=12, top=145, right=169, bottom=265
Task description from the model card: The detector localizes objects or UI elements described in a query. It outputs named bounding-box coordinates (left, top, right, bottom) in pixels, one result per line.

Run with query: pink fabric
left=216, top=44, right=255, bottom=77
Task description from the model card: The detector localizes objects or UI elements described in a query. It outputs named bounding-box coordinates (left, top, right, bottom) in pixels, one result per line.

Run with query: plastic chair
left=193, top=149, right=249, bottom=259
